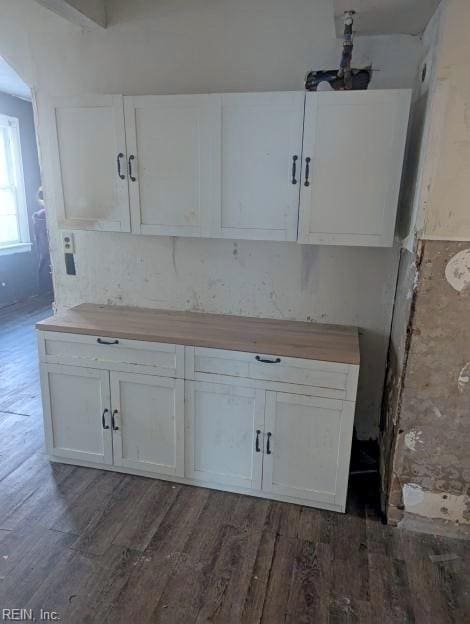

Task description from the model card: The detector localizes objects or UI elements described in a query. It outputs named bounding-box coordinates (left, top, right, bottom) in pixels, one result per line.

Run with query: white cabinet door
left=40, top=364, right=113, bottom=465
left=215, top=92, right=304, bottom=241
left=298, top=90, right=411, bottom=247
left=124, top=95, right=220, bottom=237
left=262, top=392, right=354, bottom=509
left=47, top=95, right=130, bottom=232
left=110, top=372, right=184, bottom=477
left=185, top=381, right=264, bottom=489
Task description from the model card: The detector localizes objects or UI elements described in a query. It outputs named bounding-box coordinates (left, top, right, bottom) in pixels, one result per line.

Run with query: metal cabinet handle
left=304, top=157, right=311, bottom=187
left=266, top=432, right=272, bottom=455
left=255, top=430, right=261, bottom=453
left=112, top=409, right=119, bottom=431
left=255, top=355, right=281, bottom=364
left=97, top=338, right=119, bottom=345
left=291, top=155, right=298, bottom=184
left=117, top=153, right=125, bottom=180
left=102, top=408, right=110, bottom=430
left=128, top=155, right=136, bottom=182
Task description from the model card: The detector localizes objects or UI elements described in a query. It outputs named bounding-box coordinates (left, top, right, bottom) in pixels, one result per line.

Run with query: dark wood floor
left=0, top=298, right=469, bottom=623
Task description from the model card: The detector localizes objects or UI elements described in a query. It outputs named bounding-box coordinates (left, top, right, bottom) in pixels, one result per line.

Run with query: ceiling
left=334, top=0, right=441, bottom=36
left=0, top=56, right=31, bottom=100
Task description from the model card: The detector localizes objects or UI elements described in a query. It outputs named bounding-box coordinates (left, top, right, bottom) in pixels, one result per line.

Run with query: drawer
left=38, top=331, right=184, bottom=378
left=187, top=347, right=358, bottom=400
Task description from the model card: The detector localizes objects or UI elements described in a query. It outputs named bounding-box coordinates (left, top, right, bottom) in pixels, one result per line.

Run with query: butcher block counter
left=36, top=303, right=360, bottom=365
left=37, top=303, right=360, bottom=513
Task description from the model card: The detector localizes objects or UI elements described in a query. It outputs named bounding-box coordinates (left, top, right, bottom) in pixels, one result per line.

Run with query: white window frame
left=0, top=113, right=31, bottom=256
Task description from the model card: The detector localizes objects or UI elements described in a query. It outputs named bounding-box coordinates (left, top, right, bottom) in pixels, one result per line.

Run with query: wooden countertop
left=36, top=303, right=360, bottom=365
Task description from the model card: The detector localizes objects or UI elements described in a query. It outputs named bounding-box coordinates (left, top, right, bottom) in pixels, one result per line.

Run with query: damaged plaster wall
left=387, top=241, right=470, bottom=537
left=382, top=0, right=470, bottom=537
left=0, top=0, right=422, bottom=439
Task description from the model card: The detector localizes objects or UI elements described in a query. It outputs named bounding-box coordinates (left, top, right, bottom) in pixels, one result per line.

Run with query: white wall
left=0, top=0, right=422, bottom=438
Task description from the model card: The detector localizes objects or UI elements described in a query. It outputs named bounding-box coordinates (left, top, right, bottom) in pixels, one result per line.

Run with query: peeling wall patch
left=403, top=483, right=425, bottom=507
left=445, top=249, right=470, bottom=292
left=458, top=362, right=470, bottom=393
left=402, top=485, right=470, bottom=524
left=404, top=430, right=423, bottom=451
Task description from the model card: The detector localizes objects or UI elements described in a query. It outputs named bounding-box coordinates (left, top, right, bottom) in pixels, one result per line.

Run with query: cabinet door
left=124, top=95, right=220, bottom=237
left=47, top=95, right=130, bottom=232
left=110, top=372, right=184, bottom=477
left=40, top=364, right=113, bottom=465
left=262, top=392, right=354, bottom=509
left=215, top=92, right=304, bottom=241
left=185, top=381, right=264, bottom=489
left=298, top=90, right=411, bottom=247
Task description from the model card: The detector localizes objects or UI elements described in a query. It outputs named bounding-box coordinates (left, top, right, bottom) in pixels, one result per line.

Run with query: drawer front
left=189, top=347, right=357, bottom=399
left=38, top=331, right=184, bottom=378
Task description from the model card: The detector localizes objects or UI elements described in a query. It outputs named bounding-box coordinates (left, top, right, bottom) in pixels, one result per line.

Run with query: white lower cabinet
left=185, top=382, right=354, bottom=508
left=262, top=392, right=354, bottom=507
left=40, top=364, right=184, bottom=478
left=185, top=381, right=264, bottom=490
left=40, top=364, right=113, bottom=465
left=110, top=372, right=184, bottom=477
left=39, top=335, right=358, bottom=512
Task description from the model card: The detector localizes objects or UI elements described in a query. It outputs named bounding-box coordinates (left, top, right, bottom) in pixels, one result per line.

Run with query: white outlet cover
left=62, top=231, right=75, bottom=254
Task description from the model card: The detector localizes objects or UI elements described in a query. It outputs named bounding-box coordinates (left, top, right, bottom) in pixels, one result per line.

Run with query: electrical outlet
left=61, top=232, right=75, bottom=254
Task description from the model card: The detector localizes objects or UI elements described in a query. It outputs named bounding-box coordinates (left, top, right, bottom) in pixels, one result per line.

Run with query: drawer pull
left=255, top=430, right=261, bottom=453
left=266, top=432, right=272, bottom=455
left=112, top=409, right=119, bottom=431
left=255, top=355, right=281, bottom=364
left=102, top=408, right=110, bottom=430
left=97, top=338, right=119, bottom=345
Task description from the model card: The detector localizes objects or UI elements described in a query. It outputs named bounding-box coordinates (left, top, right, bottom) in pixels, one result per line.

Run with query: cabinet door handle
left=97, top=338, right=119, bottom=345
left=304, top=157, right=311, bottom=187
left=112, top=409, right=119, bottom=431
left=291, top=155, right=298, bottom=184
left=128, top=155, right=136, bottom=182
left=266, top=432, right=272, bottom=455
left=255, top=355, right=281, bottom=364
left=116, top=152, right=125, bottom=180
left=102, top=408, right=110, bottom=430
left=255, top=429, right=261, bottom=453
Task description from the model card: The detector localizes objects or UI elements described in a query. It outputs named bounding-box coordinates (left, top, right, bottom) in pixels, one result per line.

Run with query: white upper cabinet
left=47, top=95, right=130, bottom=232
left=298, top=90, right=411, bottom=247
left=46, top=90, right=410, bottom=246
left=124, top=95, right=220, bottom=237
left=214, top=92, right=304, bottom=241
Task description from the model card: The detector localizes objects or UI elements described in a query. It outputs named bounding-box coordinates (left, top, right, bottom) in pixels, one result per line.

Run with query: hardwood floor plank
left=194, top=496, right=271, bottom=623
left=241, top=529, right=278, bottom=623
left=103, top=486, right=212, bottom=624
left=285, top=541, right=332, bottom=624
left=149, top=490, right=241, bottom=623
left=70, top=475, right=154, bottom=555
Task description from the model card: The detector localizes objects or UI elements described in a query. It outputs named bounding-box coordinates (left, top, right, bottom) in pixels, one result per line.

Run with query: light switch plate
left=61, top=232, right=75, bottom=254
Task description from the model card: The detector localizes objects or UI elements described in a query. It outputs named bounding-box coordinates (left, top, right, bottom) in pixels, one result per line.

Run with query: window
left=0, top=113, right=30, bottom=253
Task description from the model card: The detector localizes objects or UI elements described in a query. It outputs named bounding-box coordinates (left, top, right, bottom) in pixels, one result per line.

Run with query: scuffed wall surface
left=387, top=241, right=470, bottom=536
left=0, top=0, right=422, bottom=438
